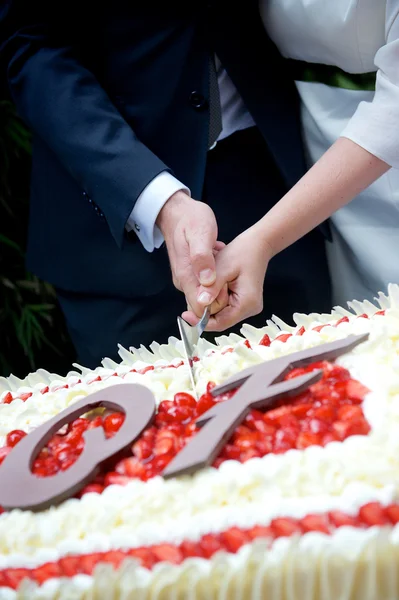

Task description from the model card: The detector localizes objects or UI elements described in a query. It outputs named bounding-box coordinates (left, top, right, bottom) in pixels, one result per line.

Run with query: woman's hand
left=182, top=224, right=273, bottom=331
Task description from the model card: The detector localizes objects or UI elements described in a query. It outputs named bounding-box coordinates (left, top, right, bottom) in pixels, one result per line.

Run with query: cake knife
left=177, top=306, right=211, bottom=400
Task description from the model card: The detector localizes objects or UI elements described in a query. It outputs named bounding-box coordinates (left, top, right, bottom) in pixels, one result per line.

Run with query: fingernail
left=198, top=291, right=212, bottom=304
left=199, top=269, right=215, bottom=285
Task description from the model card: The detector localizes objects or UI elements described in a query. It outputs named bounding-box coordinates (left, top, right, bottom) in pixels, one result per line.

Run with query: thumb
left=188, top=233, right=217, bottom=287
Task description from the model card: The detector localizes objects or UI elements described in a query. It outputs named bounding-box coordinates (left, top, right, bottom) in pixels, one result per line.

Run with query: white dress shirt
left=127, top=58, right=255, bottom=252
left=262, top=0, right=399, bottom=305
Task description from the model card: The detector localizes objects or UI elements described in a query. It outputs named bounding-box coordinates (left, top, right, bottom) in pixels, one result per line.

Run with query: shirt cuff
left=126, top=172, right=191, bottom=252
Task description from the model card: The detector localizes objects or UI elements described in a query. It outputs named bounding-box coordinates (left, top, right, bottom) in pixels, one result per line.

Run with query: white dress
left=261, top=0, right=399, bottom=306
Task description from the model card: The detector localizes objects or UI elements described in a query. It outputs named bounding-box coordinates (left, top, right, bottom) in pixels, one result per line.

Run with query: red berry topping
left=174, top=392, right=196, bottom=409
left=385, top=505, right=399, bottom=525
left=328, top=511, right=358, bottom=528
left=2, top=392, right=13, bottom=404
left=0, top=446, right=11, bottom=466
left=312, top=325, right=327, bottom=332
left=103, top=412, right=125, bottom=437
left=259, top=334, right=271, bottom=346
left=271, top=517, right=302, bottom=537
left=335, top=316, right=349, bottom=326
left=274, top=333, right=292, bottom=343
left=5, top=429, right=27, bottom=447
left=199, top=534, right=224, bottom=558
left=152, top=544, right=183, bottom=565
left=358, top=502, right=389, bottom=526
left=300, top=514, right=330, bottom=534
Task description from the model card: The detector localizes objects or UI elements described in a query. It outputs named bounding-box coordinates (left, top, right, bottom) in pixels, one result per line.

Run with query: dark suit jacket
left=0, top=0, right=307, bottom=295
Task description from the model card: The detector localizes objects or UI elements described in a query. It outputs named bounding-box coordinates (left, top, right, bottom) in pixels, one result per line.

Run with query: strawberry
left=138, top=366, right=155, bottom=375
left=2, top=392, right=13, bottom=404
left=221, top=444, right=241, bottom=461
left=291, top=404, right=313, bottom=419
left=195, top=394, right=216, bottom=416
left=102, top=550, right=127, bottom=569
left=301, top=514, right=330, bottom=534
left=199, top=534, right=224, bottom=558
left=274, top=333, right=292, bottom=343
left=312, top=325, right=327, bottom=332
left=77, top=483, right=104, bottom=497
left=296, top=432, right=322, bottom=449
left=273, top=427, right=297, bottom=453
left=328, top=511, right=358, bottom=528
left=296, top=326, right=305, bottom=336
left=247, top=525, right=273, bottom=541
left=158, top=400, right=174, bottom=413
left=179, top=540, right=204, bottom=558
left=234, top=432, right=260, bottom=450
left=263, top=405, right=292, bottom=425
left=308, top=405, right=336, bottom=422
left=0, top=446, right=11, bottom=466
left=32, top=562, right=62, bottom=584
left=285, top=367, right=306, bottom=380
left=174, top=392, right=196, bottom=409
left=259, top=334, right=271, bottom=346
left=154, top=437, right=175, bottom=456
left=346, top=380, right=370, bottom=402
left=104, top=472, right=131, bottom=487
left=301, top=418, right=329, bottom=435
left=253, top=420, right=276, bottom=436
left=271, top=517, right=302, bottom=537
left=80, top=553, right=103, bottom=575
left=321, top=432, right=338, bottom=446
left=132, top=439, right=152, bottom=461
left=385, top=505, right=399, bottom=525
left=103, top=413, right=125, bottom=437
left=128, top=547, right=156, bottom=569
left=152, top=544, right=183, bottom=565
left=116, top=457, right=146, bottom=479
left=59, top=555, right=83, bottom=576
left=335, top=316, right=349, bottom=326
left=337, top=405, right=363, bottom=421
left=3, top=568, right=31, bottom=590
left=256, top=437, right=274, bottom=456
left=220, top=527, right=250, bottom=552
left=18, top=392, right=33, bottom=402
left=358, top=502, right=389, bottom=526
left=332, top=420, right=352, bottom=441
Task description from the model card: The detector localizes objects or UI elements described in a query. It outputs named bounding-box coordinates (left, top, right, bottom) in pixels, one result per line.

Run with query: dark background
left=0, top=97, right=75, bottom=378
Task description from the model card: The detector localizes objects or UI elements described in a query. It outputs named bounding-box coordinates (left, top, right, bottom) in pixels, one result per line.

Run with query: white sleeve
left=126, top=172, right=190, bottom=252
left=340, top=3, right=399, bottom=168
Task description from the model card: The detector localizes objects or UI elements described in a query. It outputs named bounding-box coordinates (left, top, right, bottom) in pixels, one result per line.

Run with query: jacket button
left=189, top=91, right=208, bottom=110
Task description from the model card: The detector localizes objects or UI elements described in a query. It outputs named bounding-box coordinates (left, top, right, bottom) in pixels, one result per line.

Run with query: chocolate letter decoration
left=0, top=384, right=155, bottom=512
left=163, top=333, right=369, bottom=478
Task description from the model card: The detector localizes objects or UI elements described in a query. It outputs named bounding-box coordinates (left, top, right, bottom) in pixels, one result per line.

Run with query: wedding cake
left=1, top=285, right=399, bottom=599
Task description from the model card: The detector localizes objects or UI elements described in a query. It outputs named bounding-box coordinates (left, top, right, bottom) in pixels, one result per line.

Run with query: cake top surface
left=0, top=284, right=399, bottom=598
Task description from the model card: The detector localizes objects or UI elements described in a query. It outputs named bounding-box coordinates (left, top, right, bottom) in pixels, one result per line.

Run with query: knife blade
left=177, top=306, right=211, bottom=400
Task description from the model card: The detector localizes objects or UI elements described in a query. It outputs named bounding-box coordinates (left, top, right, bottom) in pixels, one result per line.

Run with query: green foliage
left=0, top=100, right=74, bottom=377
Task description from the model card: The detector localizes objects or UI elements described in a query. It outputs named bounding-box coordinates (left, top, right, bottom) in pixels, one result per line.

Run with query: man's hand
left=156, top=191, right=224, bottom=314
left=182, top=224, right=273, bottom=331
